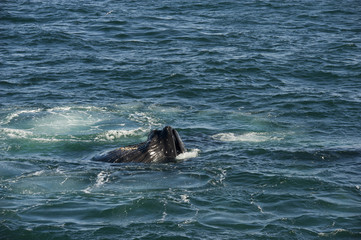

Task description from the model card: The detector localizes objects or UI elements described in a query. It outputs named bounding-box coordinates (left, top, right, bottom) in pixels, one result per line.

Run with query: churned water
left=1, top=0, right=361, bottom=239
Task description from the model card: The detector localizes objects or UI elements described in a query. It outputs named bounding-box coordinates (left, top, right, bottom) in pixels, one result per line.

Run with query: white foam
left=219, top=168, right=227, bottom=184
left=48, top=106, right=72, bottom=112
left=318, top=229, right=348, bottom=237
left=2, top=109, right=42, bottom=125
left=180, top=194, right=190, bottom=203
left=94, top=171, right=109, bottom=187
left=212, top=132, right=281, bottom=143
left=176, top=149, right=200, bottom=160
left=34, top=110, right=99, bottom=135
left=0, top=127, right=83, bottom=143
left=148, top=104, right=184, bottom=114
left=257, top=205, right=264, bottom=213
left=1, top=128, right=33, bottom=139
left=30, top=170, right=45, bottom=176
left=129, top=112, right=161, bottom=127
left=83, top=171, right=110, bottom=193
left=95, top=127, right=147, bottom=141
left=50, top=105, right=107, bottom=111
left=0, top=106, right=151, bottom=144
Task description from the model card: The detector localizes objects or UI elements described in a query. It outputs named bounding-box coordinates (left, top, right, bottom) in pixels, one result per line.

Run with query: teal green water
left=1, top=0, right=361, bottom=239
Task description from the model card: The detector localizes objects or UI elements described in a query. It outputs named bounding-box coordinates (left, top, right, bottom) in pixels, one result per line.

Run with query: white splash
left=105, top=10, right=113, bottom=15
left=94, top=171, right=109, bottom=188
left=30, top=170, right=45, bottom=177
left=212, top=132, right=282, bottom=143
left=257, top=205, right=264, bottom=213
left=83, top=171, right=110, bottom=193
left=0, top=127, right=75, bottom=142
left=129, top=112, right=161, bottom=127
left=219, top=168, right=227, bottom=184
left=2, top=109, right=42, bottom=125
left=1, top=106, right=108, bottom=138
left=1, top=128, right=33, bottom=139
left=176, top=148, right=200, bottom=160
left=318, top=229, right=348, bottom=237
left=95, top=127, right=146, bottom=141
left=180, top=194, right=190, bottom=203
left=35, top=110, right=99, bottom=135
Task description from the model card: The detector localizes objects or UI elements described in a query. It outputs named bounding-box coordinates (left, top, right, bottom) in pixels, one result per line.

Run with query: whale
left=92, top=126, right=186, bottom=163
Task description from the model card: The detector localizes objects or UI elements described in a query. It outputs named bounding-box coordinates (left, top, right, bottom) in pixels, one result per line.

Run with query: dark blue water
left=1, top=0, right=361, bottom=239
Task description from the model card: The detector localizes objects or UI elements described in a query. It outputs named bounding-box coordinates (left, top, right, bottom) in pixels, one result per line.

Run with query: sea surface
left=1, top=0, right=361, bottom=239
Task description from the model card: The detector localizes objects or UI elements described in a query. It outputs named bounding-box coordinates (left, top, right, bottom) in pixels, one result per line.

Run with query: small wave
left=212, top=132, right=282, bottom=143
left=176, top=149, right=200, bottom=160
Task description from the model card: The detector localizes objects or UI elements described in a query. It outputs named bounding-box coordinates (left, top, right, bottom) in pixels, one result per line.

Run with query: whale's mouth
left=172, top=128, right=186, bottom=155
left=156, top=126, right=186, bottom=159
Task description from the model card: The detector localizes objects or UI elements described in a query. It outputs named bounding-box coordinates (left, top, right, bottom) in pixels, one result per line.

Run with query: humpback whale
left=93, top=126, right=186, bottom=163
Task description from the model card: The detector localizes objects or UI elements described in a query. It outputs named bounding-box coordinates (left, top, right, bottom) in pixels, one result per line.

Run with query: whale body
left=92, top=126, right=186, bottom=163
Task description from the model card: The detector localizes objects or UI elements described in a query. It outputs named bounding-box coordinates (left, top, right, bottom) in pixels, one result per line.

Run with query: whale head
left=146, top=126, right=186, bottom=162
left=92, top=126, right=187, bottom=163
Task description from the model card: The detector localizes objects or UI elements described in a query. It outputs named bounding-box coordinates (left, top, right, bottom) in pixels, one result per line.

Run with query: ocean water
left=1, top=0, right=361, bottom=239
